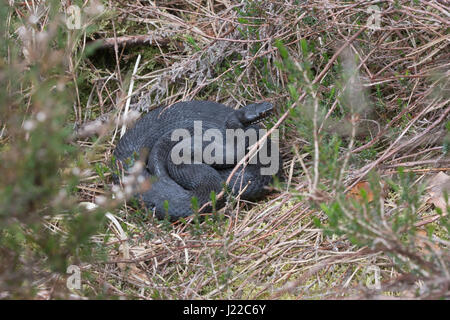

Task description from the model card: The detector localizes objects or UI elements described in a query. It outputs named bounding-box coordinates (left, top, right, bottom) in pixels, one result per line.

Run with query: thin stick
left=120, top=54, right=141, bottom=138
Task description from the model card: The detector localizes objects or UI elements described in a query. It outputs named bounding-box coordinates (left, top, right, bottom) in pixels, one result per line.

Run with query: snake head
left=237, top=102, right=273, bottom=125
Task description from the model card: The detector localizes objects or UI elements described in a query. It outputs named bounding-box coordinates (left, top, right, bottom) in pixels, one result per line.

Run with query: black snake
left=113, top=100, right=279, bottom=220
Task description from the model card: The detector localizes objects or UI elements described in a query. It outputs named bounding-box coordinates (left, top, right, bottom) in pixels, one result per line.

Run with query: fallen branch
left=93, top=34, right=173, bottom=49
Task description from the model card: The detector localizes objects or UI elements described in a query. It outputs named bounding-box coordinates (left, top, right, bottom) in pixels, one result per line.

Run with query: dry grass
left=8, top=0, right=449, bottom=299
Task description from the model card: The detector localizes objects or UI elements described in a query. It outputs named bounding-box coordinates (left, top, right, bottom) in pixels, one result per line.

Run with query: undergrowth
left=0, top=0, right=449, bottom=299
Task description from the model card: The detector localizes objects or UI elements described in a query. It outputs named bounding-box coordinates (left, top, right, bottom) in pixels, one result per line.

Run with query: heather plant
left=0, top=1, right=107, bottom=298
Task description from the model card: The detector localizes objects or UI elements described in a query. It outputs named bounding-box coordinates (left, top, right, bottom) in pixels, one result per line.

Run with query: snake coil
left=113, top=100, right=279, bottom=220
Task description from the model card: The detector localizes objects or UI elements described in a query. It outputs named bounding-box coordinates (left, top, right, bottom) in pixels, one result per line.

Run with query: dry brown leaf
left=346, top=181, right=374, bottom=203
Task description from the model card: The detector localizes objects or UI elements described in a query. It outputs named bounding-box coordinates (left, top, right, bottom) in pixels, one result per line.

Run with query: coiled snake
left=113, top=100, right=279, bottom=220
